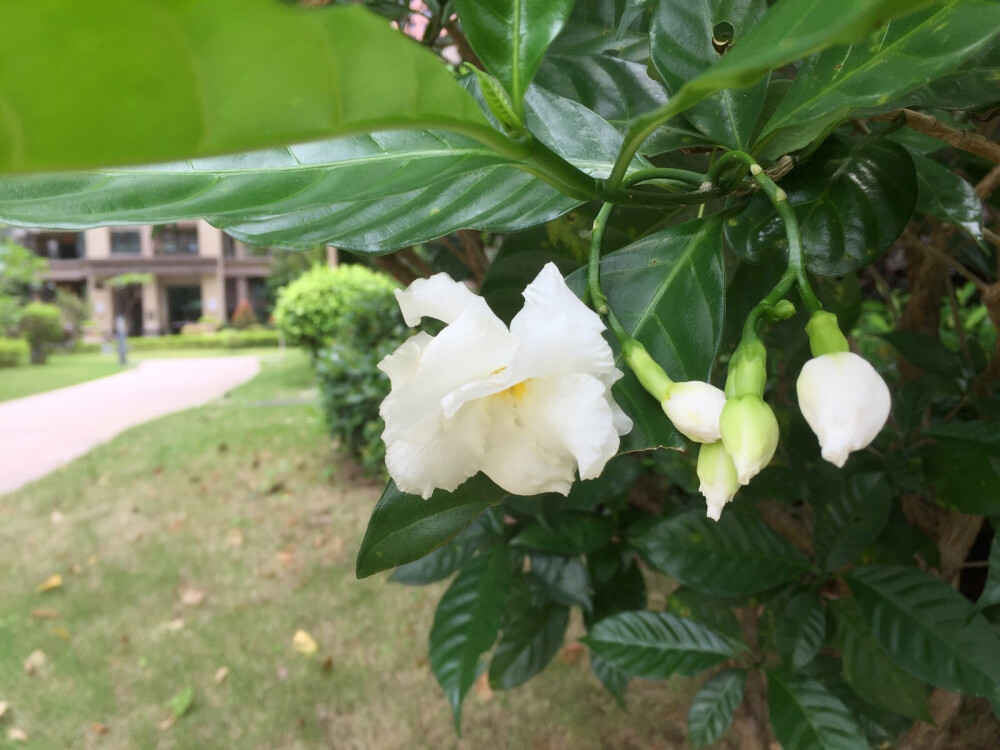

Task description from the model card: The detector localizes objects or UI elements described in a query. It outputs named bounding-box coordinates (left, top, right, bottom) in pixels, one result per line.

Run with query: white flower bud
left=697, top=441, right=739, bottom=521
left=719, top=395, right=779, bottom=485
left=661, top=381, right=727, bottom=443
left=796, top=352, right=890, bottom=468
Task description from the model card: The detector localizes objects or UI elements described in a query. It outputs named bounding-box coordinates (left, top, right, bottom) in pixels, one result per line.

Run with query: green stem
left=521, top=135, right=601, bottom=200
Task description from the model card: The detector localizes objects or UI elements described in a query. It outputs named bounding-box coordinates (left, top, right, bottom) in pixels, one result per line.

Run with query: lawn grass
left=0, top=347, right=286, bottom=403
left=0, top=351, right=700, bottom=749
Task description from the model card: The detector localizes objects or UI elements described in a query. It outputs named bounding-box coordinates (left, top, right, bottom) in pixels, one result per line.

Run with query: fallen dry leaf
left=86, top=555, right=99, bottom=567
left=179, top=587, right=206, bottom=607
left=275, top=551, right=294, bottom=566
left=214, top=666, right=229, bottom=684
left=474, top=671, right=494, bottom=701
left=36, top=574, right=63, bottom=593
left=23, top=649, right=47, bottom=676
left=559, top=642, right=585, bottom=664
left=8, top=728, right=27, bottom=742
left=225, top=529, right=244, bottom=548
left=292, top=630, right=318, bottom=656
left=158, top=716, right=175, bottom=732
left=321, top=656, right=333, bottom=674
left=31, top=608, right=58, bottom=620
left=91, top=722, right=108, bottom=735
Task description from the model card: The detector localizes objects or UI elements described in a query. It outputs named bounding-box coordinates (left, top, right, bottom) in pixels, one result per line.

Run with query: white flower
left=378, top=263, right=632, bottom=499
left=661, top=381, right=727, bottom=443
left=796, top=351, right=891, bottom=468
left=719, top=395, right=779, bottom=485
left=697, top=441, right=739, bottom=521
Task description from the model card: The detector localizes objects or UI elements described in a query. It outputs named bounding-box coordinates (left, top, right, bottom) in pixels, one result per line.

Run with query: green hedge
left=0, top=336, right=29, bottom=367
left=127, top=329, right=282, bottom=350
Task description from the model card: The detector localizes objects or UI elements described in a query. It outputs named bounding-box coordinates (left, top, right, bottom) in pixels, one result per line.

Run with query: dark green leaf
left=453, top=0, right=575, bottom=119
left=688, top=670, right=747, bottom=749
left=903, top=41, right=1000, bottom=110
left=978, top=534, right=1000, bottom=611
left=725, top=135, right=917, bottom=276
left=513, top=513, right=614, bottom=555
left=389, top=511, right=499, bottom=585
left=865, top=520, right=940, bottom=570
left=914, top=155, right=984, bottom=242
left=590, top=556, right=647, bottom=625
left=767, top=671, right=868, bottom=750
left=757, top=2, right=1000, bottom=154
left=775, top=591, right=826, bottom=670
left=650, top=0, right=769, bottom=150
left=0, top=2, right=494, bottom=173
left=568, top=217, right=726, bottom=452
left=831, top=599, right=931, bottom=721
left=847, top=565, right=1000, bottom=700
left=590, top=654, right=630, bottom=706
left=814, top=473, right=893, bottom=573
left=880, top=331, right=965, bottom=380
left=356, top=474, right=507, bottom=578
left=529, top=553, right=593, bottom=611
left=489, top=599, right=569, bottom=689
left=923, top=420, right=1000, bottom=448
left=551, top=2, right=650, bottom=62
left=561, top=454, right=641, bottom=512
left=584, top=611, right=736, bottom=680
left=666, top=588, right=744, bottom=644
left=921, top=437, right=1000, bottom=515
left=630, top=509, right=811, bottom=597
left=429, top=546, right=512, bottom=729
left=535, top=56, right=667, bottom=134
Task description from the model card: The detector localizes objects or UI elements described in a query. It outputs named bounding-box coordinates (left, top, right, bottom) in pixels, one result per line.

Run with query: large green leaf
left=666, top=588, right=744, bottom=644
left=687, top=669, right=747, bottom=749
left=767, top=671, right=868, bottom=750
left=568, top=217, right=726, bottom=453
left=513, top=513, right=614, bottom=555
left=590, top=555, right=647, bottom=625
left=913, top=154, right=984, bottom=242
left=590, top=654, right=630, bottom=706
left=608, top=0, right=935, bottom=184
left=389, top=511, right=499, bottom=585
left=813, top=473, right=893, bottom=573
left=775, top=591, right=826, bottom=670
left=528, top=553, right=593, bottom=611
left=550, top=1, right=650, bottom=62
left=846, top=565, right=1000, bottom=700
left=725, top=135, right=916, bottom=276
left=903, top=41, right=1000, bottom=110
left=830, top=599, right=931, bottom=721
left=650, top=0, right=769, bottom=150
left=630, top=508, right=811, bottom=597
left=757, top=2, right=1000, bottom=154
left=429, top=546, right=512, bottom=728
left=453, top=0, right=576, bottom=121
left=489, top=597, right=569, bottom=689
left=356, top=475, right=507, bottom=578
left=583, top=611, right=736, bottom=680
left=921, top=436, right=1000, bottom=515
left=0, top=1, right=496, bottom=173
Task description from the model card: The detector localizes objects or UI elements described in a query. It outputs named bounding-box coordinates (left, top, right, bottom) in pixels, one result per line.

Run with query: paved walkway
left=0, top=357, right=260, bottom=495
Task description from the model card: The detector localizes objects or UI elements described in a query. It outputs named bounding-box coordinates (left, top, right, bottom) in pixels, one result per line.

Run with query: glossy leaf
left=584, top=611, right=736, bottom=680
left=813, top=473, right=893, bottom=573
left=590, top=654, right=630, bottom=706
left=513, top=514, right=614, bottom=555
left=389, top=511, right=499, bottom=585
left=529, top=553, right=593, bottom=611
left=590, top=556, right=647, bottom=626
left=978, top=534, right=1000, bottom=611
left=846, top=566, right=1000, bottom=700
left=561, top=454, right=641, bottom=512
left=650, top=0, right=769, bottom=150
left=0, top=85, right=636, bottom=252
left=688, top=670, right=747, bottom=749
left=356, top=474, right=507, bottom=578
left=775, top=591, right=826, bottom=670
left=903, top=42, right=1000, bottom=110
left=758, top=2, right=1000, bottom=154
left=767, top=671, right=868, bottom=750
left=429, top=546, right=512, bottom=728
left=453, top=0, right=575, bottom=119
left=568, top=217, right=726, bottom=452
left=666, top=588, right=744, bottom=644
left=489, top=599, right=569, bottom=689
left=913, top=155, right=984, bottom=242
left=921, top=437, right=1000, bottom=515
left=0, top=1, right=494, bottom=173
left=831, top=599, right=931, bottom=721
left=880, top=331, right=965, bottom=381
left=725, top=135, right=917, bottom=276
left=630, top=509, right=811, bottom=597
left=550, top=2, right=650, bottom=62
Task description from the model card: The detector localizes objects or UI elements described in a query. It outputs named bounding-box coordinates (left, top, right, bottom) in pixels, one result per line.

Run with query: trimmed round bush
left=0, top=336, right=29, bottom=367
left=19, top=302, right=64, bottom=364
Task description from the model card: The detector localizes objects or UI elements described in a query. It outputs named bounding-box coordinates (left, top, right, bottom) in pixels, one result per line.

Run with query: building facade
left=16, top=222, right=271, bottom=336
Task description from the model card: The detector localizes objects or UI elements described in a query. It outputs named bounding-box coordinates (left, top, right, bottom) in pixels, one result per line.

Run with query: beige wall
left=83, top=228, right=111, bottom=259
left=197, top=220, right=223, bottom=259
left=141, top=279, right=163, bottom=335
left=86, top=277, right=112, bottom=334
left=201, top=273, right=226, bottom=324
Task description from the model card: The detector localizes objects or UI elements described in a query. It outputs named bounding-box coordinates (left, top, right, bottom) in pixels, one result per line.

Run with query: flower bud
left=719, top=395, right=779, bottom=485
left=697, top=441, right=739, bottom=521
left=796, top=351, right=890, bottom=468
left=804, top=310, right=849, bottom=357
left=622, top=338, right=673, bottom=402
left=725, top=338, right=768, bottom=399
left=661, top=380, right=726, bottom=443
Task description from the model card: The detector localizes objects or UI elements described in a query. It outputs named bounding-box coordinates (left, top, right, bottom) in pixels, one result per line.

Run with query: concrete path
left=0, top=357, right=260, bottom=495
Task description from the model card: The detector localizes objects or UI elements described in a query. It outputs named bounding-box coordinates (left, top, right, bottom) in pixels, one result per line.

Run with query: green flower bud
left=725, top=338, right=767, bottom=399
left=719, top=395, right=779, bottom=485
left=621, top=338, right=673, bottom=402
left=804, top=310, right=849, bottom=357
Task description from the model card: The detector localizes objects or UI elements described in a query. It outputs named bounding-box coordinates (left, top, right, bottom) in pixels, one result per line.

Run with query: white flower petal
left=662, top=381, right=727, bottom=443
left=377, top=332, right=433, bottom=388
left=697, top=441, right=739, bottom=521
left=509, top=263, right=622, bottom=386
left=394, top=272, right=491, bottom=327
left=796, top=352, right=891, bottom=468
left=385, top=402, right=491, bottom=499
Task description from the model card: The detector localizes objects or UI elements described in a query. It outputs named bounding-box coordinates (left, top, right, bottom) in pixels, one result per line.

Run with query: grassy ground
left=0, top=351, right=699, bottom=749
left=0, top=348, right=285, bottom=402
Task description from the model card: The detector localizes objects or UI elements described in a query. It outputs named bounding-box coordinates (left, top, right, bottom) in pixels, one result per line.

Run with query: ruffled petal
left=377, top=332, right=433, bottom=388
left=385, top=401, right=491, bottom=499
left=394, top=272, right=491, bottom=327
left=508, top=263, right=622, bottom=386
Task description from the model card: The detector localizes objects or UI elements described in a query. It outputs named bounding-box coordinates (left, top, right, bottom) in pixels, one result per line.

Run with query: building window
left=111, top=230, right=141, bottom=255
left=155, top=224, right=198, bottom=255
left=33, top=231, right=83, bottom=259
left=222, top=234, right=236, bottom=258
